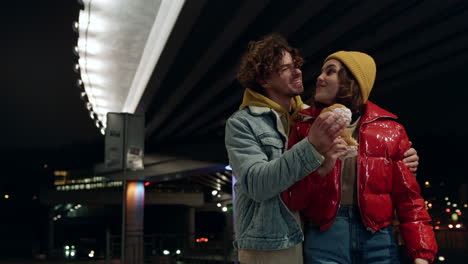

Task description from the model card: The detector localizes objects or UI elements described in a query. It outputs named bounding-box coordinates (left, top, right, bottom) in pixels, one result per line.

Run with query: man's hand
left=403, top=141, right=419, bottom=173
left=307, top=111, right=347, bottom=154
left=414, top=258, right=429, bottom=264
left=317, top=137, right=349, bottom=176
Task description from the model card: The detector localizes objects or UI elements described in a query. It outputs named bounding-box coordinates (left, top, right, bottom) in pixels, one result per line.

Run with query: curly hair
left=237, top=33, right=304, bottom=93
left=335, top=63, right=365, bottom=115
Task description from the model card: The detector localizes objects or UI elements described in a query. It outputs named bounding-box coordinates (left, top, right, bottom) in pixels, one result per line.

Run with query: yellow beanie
left=325, top=51, right=376, bottom=103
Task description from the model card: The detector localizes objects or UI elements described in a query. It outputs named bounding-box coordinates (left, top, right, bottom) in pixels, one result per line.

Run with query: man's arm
left=225, top=116, right=323, bottom=202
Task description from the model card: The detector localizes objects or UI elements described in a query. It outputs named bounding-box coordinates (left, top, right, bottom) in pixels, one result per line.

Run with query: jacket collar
left=297, top=101, right=397, bottom=123
left=360, top=101, right=397, bottom=124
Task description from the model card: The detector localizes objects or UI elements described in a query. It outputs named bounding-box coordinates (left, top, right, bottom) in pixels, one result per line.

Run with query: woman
left=281, top=51, right=437, bottom=264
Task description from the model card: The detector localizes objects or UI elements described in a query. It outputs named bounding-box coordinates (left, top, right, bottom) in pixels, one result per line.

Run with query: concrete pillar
left=224, top=211, right=234, bottom=263
left=187, top=207, right=195, bottom=249
left=47, top=207, right=55, bottom=258
left=123, top=181, right=145, bottom=264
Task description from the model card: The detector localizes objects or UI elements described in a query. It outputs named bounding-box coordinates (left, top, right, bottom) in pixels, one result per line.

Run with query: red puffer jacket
left=281, top=101, right=437, bottom=262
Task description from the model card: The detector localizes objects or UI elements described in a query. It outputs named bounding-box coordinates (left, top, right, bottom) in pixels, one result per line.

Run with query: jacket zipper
left=357, top=122, right=375, bottom=233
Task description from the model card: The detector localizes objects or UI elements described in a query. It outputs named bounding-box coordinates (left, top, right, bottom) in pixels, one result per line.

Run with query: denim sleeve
left=225, top=116, right=324, bottom=202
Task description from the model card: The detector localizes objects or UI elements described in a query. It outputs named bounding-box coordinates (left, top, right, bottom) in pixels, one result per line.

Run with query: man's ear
left=257, top=78, right=269, bottom=89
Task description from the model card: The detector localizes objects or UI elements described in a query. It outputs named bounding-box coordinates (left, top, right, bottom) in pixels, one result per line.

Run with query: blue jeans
left=304, top=206, right=400, bottom=264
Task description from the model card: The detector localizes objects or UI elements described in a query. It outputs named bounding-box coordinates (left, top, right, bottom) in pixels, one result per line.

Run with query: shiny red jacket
left=281, top=101, right=437, bottom=262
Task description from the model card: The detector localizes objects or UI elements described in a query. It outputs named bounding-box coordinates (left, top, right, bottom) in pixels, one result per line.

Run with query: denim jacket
left=225, top=106, right=324, bottom=250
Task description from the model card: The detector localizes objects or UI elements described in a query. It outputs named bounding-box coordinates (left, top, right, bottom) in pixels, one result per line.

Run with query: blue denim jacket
left=225, top=106, right=324, bottom=250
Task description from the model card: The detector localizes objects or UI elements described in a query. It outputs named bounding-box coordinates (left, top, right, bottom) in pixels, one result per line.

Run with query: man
left=225, top=34, right=419, bottom=263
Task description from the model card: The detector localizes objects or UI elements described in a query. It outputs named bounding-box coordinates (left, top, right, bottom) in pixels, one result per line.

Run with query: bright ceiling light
left=78, top=38, right=103, bottom=55
left=94, top=98, right=110, bottom=107
left=76, top=0, right=186, bottom=132
left=79, top=57, right=107, bottom=71
left=123, top=0, right=186, bottom=112
left=88, top=88, right=106, bottom=97
left=82, top=73, right=108, bottom=87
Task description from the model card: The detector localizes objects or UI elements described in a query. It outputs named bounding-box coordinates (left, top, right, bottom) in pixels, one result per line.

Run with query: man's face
left=261, top=51, right=303, bottom=100
left=315, top=59, right=341, bottom=105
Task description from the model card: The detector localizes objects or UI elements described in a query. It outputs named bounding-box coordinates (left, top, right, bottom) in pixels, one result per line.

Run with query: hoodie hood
left=239, top=88, right=305, bottom=135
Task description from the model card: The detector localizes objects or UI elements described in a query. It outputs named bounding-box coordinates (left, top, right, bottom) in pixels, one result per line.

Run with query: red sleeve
left=281, top=170, right=326, bottom=211
left=391, top=126, right=437, bottom=262
left=287, top=121, right=303, bottom=149
left=282, top=121, right=325, bottom=211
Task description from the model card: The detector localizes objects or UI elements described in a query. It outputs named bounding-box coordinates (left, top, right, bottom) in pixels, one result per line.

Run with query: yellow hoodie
left=239, top=88, right=305, bottom=136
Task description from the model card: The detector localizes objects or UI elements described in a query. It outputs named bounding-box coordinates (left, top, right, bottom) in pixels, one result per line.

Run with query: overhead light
left=94, top=98, right=110, bottom=107
left=78, top=38, right=104, bottom=55
left=73, top=46, right=79, bottom=56
left=216, top=203, right=221, bottom=207
left=80, top=57, right=106, bottom=71
left=74, top=0, right=186, bottom=135
left=100, top=127, right=106, bottom=135
left=80, top=91, right=88, bottom=101
left=222, top=207, right=228, bottom=212
left=74, top=63, right=80, bottom=73
left=72, top=21, right=79, bottom=32
left=76, top=79, right=83, bottom=88
left=211, top=190, right=218, bottom=196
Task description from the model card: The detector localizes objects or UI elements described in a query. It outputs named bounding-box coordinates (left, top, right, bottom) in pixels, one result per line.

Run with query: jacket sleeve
left=225, top=116, right=323, bottom=202
left=282, top=122, right=328, bottom=211
left=391, top=125, right=437, bottom=262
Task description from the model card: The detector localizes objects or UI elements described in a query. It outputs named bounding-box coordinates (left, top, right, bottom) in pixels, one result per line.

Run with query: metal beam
left=147, top=0, right=271, bottom=139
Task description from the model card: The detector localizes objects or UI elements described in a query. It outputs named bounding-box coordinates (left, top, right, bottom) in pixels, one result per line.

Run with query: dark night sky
left=2, top=0, right=102, bottom=151
left=0, top=2, right=105, bottom=257
left=1, top=1, right=104, bottom=172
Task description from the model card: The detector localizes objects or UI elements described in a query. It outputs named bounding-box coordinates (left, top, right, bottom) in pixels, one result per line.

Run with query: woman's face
left=315, top=59, right=341, bottom=105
